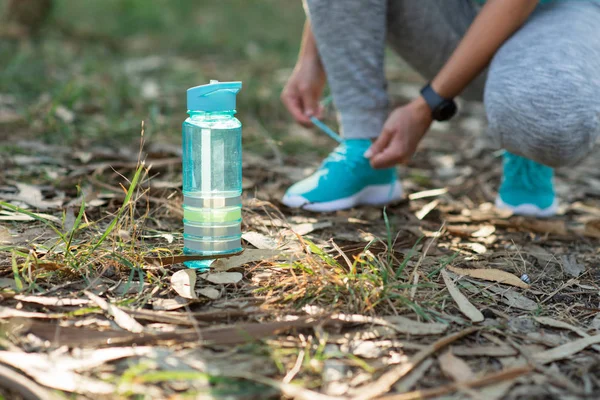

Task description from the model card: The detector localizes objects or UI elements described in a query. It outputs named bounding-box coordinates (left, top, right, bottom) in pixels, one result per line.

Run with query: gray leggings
left=305, top=0, right=600, bottom=167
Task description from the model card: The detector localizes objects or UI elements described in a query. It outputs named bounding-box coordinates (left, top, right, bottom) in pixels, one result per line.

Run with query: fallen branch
left=503, top=336, right=585, bottom=396
left=0, top=362, right=60, bottom=400
left=351, top=327, right=479, bottom=400
left=85, top=291, right=144, bottom=333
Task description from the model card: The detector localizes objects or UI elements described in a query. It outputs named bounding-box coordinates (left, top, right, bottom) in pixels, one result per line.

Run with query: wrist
left=411, top=96, right=434, bottom=124
left=299, top=40, right=321, bottom=65
left=298, top=51, right=322, bottom=69
left=419, top=83, right=457, bottom=121
left=430, top=79, right=452, bottom=100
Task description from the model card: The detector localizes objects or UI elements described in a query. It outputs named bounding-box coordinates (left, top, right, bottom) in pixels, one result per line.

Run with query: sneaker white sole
left=282, top=182, right=403, bottom=212
left=495, top=196, right=558, bottom=218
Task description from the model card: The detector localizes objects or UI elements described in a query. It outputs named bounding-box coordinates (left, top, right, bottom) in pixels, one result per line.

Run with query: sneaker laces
left=308, top=115, right=369, bottom=173
left=310, top=117, right=344, bottom=144
left=321, top=143, right=365, bottom=174
left=311, top=112, right=397, bottom=200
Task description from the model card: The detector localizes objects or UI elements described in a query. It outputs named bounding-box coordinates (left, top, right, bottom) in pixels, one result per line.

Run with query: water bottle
left=182, top=80, right=243, bottom=270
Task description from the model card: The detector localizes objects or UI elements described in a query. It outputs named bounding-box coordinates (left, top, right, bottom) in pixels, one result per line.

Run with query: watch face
left=436, top=102, right=457, bottom=121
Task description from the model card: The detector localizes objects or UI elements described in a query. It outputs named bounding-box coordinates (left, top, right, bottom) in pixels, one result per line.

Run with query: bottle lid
left=187, top=80, right=242, bottom=112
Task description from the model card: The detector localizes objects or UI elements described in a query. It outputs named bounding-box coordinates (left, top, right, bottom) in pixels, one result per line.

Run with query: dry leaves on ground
left=447, top=265, right=530, bottom=289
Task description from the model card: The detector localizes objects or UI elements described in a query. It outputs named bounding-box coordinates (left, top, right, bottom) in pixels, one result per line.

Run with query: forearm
left=431, top=0, right=538, bottom=99
left=298, top=20, right=321, bottom=63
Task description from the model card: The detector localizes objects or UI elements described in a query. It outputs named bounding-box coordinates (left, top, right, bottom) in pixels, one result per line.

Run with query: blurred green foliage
left=0, top=0, right=308, bottom=152
left=55, top=0, right=304, bottom=58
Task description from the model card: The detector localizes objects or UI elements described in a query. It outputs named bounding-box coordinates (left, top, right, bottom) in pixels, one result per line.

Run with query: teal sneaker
left=282, top=139, right=403, bottom=212
left=495, top=152, right=558, bottom=217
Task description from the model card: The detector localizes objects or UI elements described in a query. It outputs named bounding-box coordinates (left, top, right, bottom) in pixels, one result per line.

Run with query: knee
left=484, top=68, right=599, bottom=168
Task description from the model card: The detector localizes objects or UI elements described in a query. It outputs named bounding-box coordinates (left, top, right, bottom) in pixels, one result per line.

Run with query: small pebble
left=520, top=274, right=531, bottom=284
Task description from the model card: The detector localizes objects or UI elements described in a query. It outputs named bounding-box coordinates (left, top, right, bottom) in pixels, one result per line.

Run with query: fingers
left=370, top=147, right=404, bottom=169
left=364, top=127, right=393, bottom=159
left=281, top=89, right=312, bottom=126
left=281, top=82, right=323, bottom=127
left=300, top=87, right=319, bottom=120
left=367, top=127, right=406, bottom=169
left=365, top=101, right=432, bottom=168
left=315, top=104, right=324, bottom=120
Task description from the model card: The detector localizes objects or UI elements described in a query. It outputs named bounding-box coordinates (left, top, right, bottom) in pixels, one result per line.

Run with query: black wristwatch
left=420, top=83, right=457, bottom=121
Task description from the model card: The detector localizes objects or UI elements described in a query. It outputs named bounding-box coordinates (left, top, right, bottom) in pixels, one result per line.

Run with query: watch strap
left=420, top=83, right=457, bottom=121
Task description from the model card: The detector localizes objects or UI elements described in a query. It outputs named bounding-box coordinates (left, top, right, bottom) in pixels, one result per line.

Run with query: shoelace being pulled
left=310, top=117, right=344, bottom=144
left=309, top=101, right=398, bottom=201
left=309, top=110, right=362, bottom=173
left=321, top=142, right=398, bottom=202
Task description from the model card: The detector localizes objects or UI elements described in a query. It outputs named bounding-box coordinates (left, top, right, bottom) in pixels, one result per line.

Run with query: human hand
left=281, top=58, right=326, bottom=127
left=365, top=98, right=433, bottom=168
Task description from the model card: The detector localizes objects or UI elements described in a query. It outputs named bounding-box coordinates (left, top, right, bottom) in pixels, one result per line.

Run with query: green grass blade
left=304, top=238, right=338, bottom=267
left=135, top=370, right=210, bottom=383
left=383, top=207, right=393, bottom=263
left=65, top=191, right=86, bottom=252
left=11, top=251, right=23, bottom=291
left=427, top=251, right=459, bottom=279
left=351, top=238, right=377, bottom=273
left=394, top=235, right=424, bottom=279
left=86, top=163, right=144, bottom=257
left=0, top=202, right=66, bottom=242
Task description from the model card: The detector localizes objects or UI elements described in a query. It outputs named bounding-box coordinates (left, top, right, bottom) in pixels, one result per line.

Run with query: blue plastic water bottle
left=182, top=80, right=243, bottom=270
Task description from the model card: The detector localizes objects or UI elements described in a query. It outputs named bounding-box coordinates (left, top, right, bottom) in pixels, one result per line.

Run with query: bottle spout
left=187, top=80, right=242, bottom=112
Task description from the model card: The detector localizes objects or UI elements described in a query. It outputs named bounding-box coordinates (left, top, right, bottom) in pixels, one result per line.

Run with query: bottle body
left=182, top=111, right=242, bottom=268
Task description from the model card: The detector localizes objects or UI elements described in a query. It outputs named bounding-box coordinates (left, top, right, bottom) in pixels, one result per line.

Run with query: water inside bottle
left=182, top=121, right=242, bottom=271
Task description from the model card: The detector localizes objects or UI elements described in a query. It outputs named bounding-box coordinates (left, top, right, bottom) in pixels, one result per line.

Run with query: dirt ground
left=1, top=82, right=600, bottom=399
